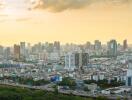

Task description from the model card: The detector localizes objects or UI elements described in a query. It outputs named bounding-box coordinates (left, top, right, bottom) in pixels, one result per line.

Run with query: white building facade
left=65, top=52, right=75, bottom=71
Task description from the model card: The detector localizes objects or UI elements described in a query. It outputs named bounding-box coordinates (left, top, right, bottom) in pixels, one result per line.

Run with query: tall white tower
left=64, top=52, right=75, bottom=71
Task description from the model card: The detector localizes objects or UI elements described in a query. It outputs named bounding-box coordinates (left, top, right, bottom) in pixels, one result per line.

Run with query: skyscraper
left=65, top=52, right=75, bottom=71
left=123, top=40, right=128, bottom=51
left=85, top=41, right=91, bottom=49
left=75, top=53, right=89, bottom=69
left=0, top=46, right=3, bottom=56
left=20, top=42, right=26, bottom=59
left=94, top=40, right=102, bottom=50
left=107, top=40, right=117, bottom=57
left=14, top=44, right=20, bottom=60
left=54, top=41, right=60, bottom=51
left=126, top=59, right=132, bottom=86
left=4, top=47, right=11, bottom=60
left=47, top=43, right=54, bottom=53
left=75, top=53, right=80, bottom=68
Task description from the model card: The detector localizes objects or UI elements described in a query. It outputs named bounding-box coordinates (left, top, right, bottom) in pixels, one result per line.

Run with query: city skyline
left=0, top=1, right=132, bottom=99
left=0, top=0, right=132, bottom=46
left=0, top=39, right=130, bottom=47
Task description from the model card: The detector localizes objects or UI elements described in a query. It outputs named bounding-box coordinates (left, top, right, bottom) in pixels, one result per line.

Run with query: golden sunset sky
left=0, top=0, right=132, bottom=46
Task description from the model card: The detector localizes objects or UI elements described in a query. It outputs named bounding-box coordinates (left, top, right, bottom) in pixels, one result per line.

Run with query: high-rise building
left=27, top=43, right=31, bottom=55
left=14, top=44, right=20, bottom=60
left=75, top=53, right=89, bottom=69
left=0, top=46, right=3, bottom=56
left=85, top=41, right=91, bottom=49
left=123, top=40, right=128, bottom=51
left=94, top=40, right=102, bottom=50
left=20, top=42, right=26, bottom=58
left=82, top=53, right=89, bottom=66
left=107, top=40, right=117, bottom=57
left=47, top=43, right=54, bottom=53
left=126, top=59, right=132, bottom=86
left=65, top=52, right=75, bottom=71
left=54, top=41, right=60, bottom=51
left=75, top=53, right=79, bottom=68
left=4, top=47, right=11, bottom=60
left=38, top=42, right=42, bottom=52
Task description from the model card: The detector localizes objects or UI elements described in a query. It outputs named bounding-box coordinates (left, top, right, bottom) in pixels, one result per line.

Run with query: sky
left=0, top=0, right=132, bottom=46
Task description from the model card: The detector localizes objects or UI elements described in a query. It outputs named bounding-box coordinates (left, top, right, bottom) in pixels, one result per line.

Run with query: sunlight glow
left=1, top=0, right=29, bottom=16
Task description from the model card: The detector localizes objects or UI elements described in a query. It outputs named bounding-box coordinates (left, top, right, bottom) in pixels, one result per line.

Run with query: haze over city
left=1, top=1, right=132, bottom=100
left=0, top=0, right=132, bottom=46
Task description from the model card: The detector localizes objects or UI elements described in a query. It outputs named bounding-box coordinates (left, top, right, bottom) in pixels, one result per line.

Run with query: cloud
left=31, top=0, right=93, bottom=12
left=30, top=0, right=132, bottom=12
